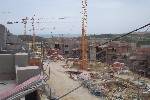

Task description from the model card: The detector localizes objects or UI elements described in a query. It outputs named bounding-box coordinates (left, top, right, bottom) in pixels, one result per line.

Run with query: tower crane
left=80, top=0, right=88, bottom=69
left=31, top=15, right=36, bottom=51
left=7, top=16, right=74, bottom=52
left=22, top=17, right=28, bottom=35
left=7, top=17, right=28, bottom=35
left=7, top=15, right=45, bottom=51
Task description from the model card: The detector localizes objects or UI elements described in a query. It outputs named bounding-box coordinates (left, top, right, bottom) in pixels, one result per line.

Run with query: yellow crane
left=80, top=0, right=88, bottom=69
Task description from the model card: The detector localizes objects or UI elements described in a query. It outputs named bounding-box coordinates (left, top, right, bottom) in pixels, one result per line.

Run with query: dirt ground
left=44, top=60, right=102, bottom=100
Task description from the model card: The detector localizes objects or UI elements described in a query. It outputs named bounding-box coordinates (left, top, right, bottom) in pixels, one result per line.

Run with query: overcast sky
left=0, top=0, right=150, bottom=35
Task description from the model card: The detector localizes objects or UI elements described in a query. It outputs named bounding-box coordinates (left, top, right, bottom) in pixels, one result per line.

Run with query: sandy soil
left=44, top=61, right=101, bottom=100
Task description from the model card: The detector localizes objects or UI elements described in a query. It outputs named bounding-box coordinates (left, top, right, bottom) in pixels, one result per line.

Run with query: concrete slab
left=0, top=80, right=16, bottom=94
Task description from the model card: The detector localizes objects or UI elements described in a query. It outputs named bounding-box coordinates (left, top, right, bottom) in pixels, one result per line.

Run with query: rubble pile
left=65, top=61, right=150, bottom=99
left=47, top=49, right=64, bottom=61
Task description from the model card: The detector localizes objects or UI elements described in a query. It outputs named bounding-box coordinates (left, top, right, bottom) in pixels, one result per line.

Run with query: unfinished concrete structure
left=0, top=24, right=28, bottom=53
left=96, top=41, right=131, bottom=64
left=0, top=53, right=41, bottom=82
left=0, top=53, right=43, bottom=99
left=129, top=45, right=150, bottom=77
left=47, top=37, right=80, bottom=57
left=0, top=24, right=8, bottom=50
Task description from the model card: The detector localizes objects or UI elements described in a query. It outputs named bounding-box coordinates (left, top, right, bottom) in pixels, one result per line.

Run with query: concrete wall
left=0, top=54, right=15, bottom=80
left=15, top=53, right=28, bottom=67
left=0, top=53, right=42, bottom=84
left=16, top=66, right=40, bottom=84
left=0, top=53, right=29, bottom=80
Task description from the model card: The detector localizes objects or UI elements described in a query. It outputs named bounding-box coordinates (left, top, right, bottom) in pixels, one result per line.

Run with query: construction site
left=0, top=0, right=150, bottom=100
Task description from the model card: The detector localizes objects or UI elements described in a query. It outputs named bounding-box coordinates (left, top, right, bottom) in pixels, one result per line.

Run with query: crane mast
left=81, top=0, right=88, bottom=69
left=22, top=17, right=28, bottom=35
left=31, top=15, right=36, bottom=51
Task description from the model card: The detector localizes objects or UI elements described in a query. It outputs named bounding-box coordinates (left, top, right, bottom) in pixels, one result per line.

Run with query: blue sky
left=0, top=0, right=150, bottom=35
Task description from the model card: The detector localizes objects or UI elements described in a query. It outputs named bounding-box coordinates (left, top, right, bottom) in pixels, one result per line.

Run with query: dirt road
left=44, top=61, right=101, bottom=100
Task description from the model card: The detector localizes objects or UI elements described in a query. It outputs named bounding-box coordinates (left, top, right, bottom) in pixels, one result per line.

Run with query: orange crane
left=80, top=0, right=88, bottom=69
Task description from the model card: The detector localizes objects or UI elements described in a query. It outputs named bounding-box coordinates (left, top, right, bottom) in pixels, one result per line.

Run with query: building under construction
left=0, top=0, right=150, bottom=100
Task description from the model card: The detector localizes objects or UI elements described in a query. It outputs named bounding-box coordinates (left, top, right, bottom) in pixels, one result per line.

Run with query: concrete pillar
left=89, top=45, right=96, bottom=61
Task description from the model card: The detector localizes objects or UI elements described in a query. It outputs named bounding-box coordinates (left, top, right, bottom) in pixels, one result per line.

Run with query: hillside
left=18, top=35, right=47, bottom=42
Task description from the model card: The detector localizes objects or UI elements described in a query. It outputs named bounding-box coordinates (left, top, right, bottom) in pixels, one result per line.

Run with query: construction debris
left=65, top=61, right=150, bottom=99
left=47, top=49, right=64, bottom=61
